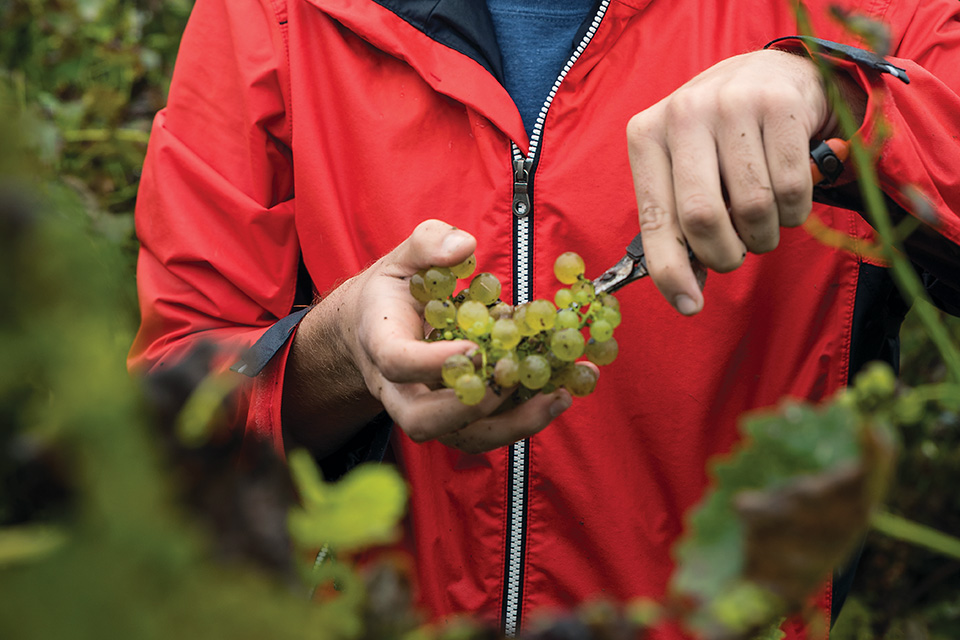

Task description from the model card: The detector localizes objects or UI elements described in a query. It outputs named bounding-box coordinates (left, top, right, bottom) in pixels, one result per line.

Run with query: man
left=129, top=0, right=960, bottom=637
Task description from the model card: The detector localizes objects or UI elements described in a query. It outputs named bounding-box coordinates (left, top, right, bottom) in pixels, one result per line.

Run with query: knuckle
left=773, top=173, right=809, bottom=208
left=413, top=218, right=445, bottom=235
left=678, top=196, right=722, bottom=235
left=665, top=89, right=706, bottom=123
left=733, top=191, right=776, bottom=225
left=637, top=203, right=672, bottom=232
left=756, top=85, right=797, bottom=114
left=716, top=85, right=753, bottom=118
left=625, top=114, right=659, bottom=149
left=372, top=352, right=406, bottom=382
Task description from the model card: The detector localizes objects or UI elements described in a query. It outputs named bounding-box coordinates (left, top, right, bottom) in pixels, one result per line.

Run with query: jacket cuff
left=237, top=308, right=395, bottom=473
left=231, top=306, right=313, bottom=377
left=232, top=307, right=313, bottom=456
left=765, top=36, right=909, bottom=84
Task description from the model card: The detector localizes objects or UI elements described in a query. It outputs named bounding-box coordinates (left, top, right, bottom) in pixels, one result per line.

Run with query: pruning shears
left=592, top=138, right=851, bottom=295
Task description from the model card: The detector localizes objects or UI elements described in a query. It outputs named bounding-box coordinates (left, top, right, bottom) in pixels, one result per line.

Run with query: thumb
left=392, top=219, right=477, bottom=274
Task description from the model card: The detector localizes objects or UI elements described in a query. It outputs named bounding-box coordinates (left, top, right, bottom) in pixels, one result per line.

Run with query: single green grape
left=423, top=266, right=457, bottom=299
left=442, top=354, right=475, bottom=388
left=555, top=308, right=580, bottom=330
left=597, top=292, right=620, bottom=312
left=585, top=337, right=618, bottom=366
left=467, top=272, right=502, bottom=305
left=454, top=373, right=486, bottom=405
left=589, top=319, right=614, bottom=342
left=513, top=304, right=539, bottom=337
left=489, top=301, right=514, bottom=320
left=554, top=251, right=586, bottom=285
left=526, top=299, right=557, bottom=331
left=544, top=349, right=566, bottom=371
left=550, top=363, right=573, bottom=388
left=493, top=352, right=521, bottom=387
left=425, top=299, right=457, bottom=329
left=491, top=318, right=521, bottom=350
left=450, top=253, right=477, bottom=279
left=571, top=279, right=596, bottom=306
left=600, top=306, right=621, bottom=329
left=409, top=270, right=432, bottom=303
left=519, top=354, right=552, bottom=390
left=564, top=363, right=598, bottom=397
left=554, top=288, right=574, bottom=309
left=550, top=327, right=585, bottom=361
left=457, top=300, right=491, bottom=333
left=466, top=316, right=494, bottom=338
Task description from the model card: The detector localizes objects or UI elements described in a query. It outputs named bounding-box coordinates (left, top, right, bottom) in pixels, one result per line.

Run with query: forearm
left=280, top=284, right=384, bottom=459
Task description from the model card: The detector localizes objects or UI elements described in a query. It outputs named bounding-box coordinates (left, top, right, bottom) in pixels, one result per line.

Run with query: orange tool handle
left=810, top=138, right=850, bottom=185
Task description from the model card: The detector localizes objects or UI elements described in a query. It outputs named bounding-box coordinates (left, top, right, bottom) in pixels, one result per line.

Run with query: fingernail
left=441, top=231, right=470, bottom=256
left=549, top=392, right=572, bottom=418
left=675, top=294, right=699, bottom=315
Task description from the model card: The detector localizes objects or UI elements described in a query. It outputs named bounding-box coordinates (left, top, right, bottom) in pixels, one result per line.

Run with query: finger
left=762, top=109, right=814, bottom=227
left=437, top=389, right=573, bottom=454
left=626, top=114, right=704, bottom=316
left=668, top=123, right=747, bottom=273
left=364, top=315, right=476, bottom=383
left=379, top=378, right=520, bottom=443
left=717, top=121, right=779, bottom=253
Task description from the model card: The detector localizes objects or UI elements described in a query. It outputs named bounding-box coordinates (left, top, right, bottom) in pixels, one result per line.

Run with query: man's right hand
left=282, top=219, right=573, bottom=456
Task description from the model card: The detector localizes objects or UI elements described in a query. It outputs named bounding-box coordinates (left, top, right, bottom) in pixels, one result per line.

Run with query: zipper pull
left=513, top=158, right=533, bottom=218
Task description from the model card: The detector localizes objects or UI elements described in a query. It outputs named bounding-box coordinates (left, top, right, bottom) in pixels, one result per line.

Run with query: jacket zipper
left=502, top=2, right=611, bottom=636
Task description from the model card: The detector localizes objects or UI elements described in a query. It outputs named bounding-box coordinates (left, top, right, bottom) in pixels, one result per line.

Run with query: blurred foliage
left=671, top=375, right=895, bottom=640
left=0, top=76, right=393, bottom=638
left=2, top=2, right=960, bottom=639
left=0, top=0, right=193, bottom=257
left=833, top=305, right=960, bottom=640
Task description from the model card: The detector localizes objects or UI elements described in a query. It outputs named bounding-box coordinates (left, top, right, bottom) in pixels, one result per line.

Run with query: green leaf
left=671, top=398, right=895, bottom=638
left=287, top=451, right=408, bottom=553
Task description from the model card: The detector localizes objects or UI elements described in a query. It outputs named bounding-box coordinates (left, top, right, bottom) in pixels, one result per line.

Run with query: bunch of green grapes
left=409, top=251, right=621, bottom=406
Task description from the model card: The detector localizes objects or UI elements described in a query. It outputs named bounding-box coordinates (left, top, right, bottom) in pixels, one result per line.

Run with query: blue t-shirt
left=486, top=0, right=594, bottom=139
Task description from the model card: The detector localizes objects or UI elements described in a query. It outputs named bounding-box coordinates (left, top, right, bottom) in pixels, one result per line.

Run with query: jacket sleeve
left=798, top=0, right=960, bottom=305
left=128, top=0, right=298, bottom=449
left=879, top=0, right=960, bottom=246
left=876, top=0, right=960, bottom=309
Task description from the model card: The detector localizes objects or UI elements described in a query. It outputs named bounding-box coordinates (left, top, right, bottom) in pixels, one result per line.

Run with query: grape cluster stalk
left=409, top=251, right=621, bottom=406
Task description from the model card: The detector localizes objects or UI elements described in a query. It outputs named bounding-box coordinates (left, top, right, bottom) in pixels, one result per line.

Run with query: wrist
left=281, top=285, right=383, bottom=457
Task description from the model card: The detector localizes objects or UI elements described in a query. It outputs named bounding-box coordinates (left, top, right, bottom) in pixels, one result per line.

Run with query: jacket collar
left=372, top=0, right=505, bottom=82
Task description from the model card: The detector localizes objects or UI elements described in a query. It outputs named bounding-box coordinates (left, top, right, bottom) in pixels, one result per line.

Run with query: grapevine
left=410, top=251, right=621, bottom=405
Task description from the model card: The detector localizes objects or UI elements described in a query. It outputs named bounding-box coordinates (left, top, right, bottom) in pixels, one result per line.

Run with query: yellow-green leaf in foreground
left=287, top=450, right=408, bottom=553
left=0, top=525, right=67, bottom=566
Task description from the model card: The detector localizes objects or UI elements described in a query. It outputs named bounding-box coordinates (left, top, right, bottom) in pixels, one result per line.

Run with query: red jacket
left=130, top=0, right=960, bottom=637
